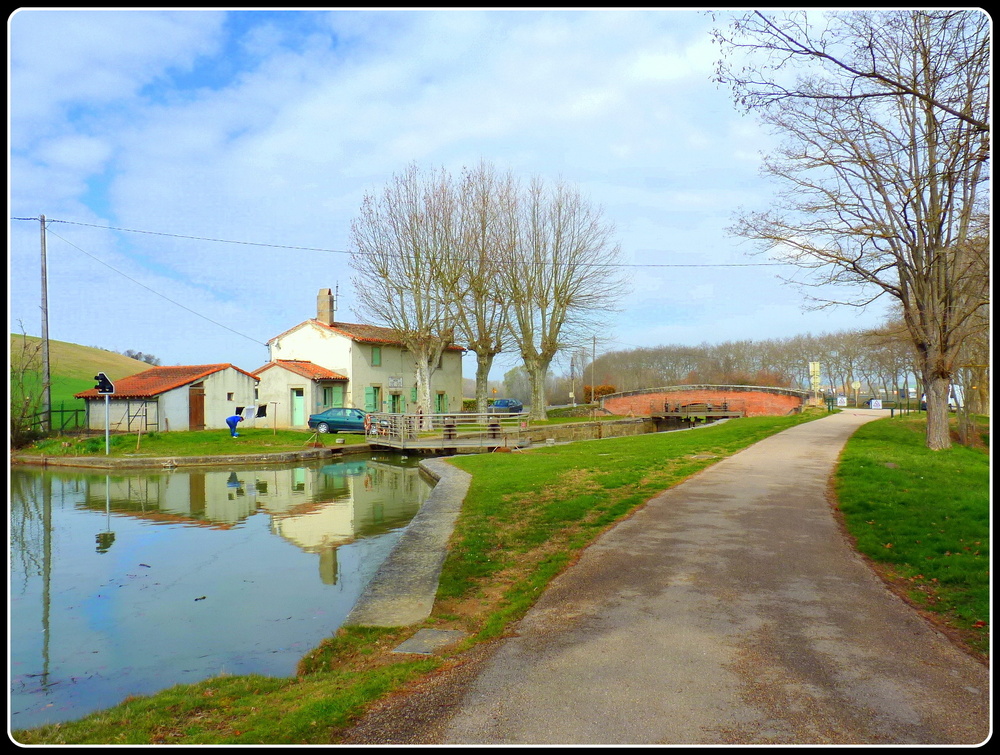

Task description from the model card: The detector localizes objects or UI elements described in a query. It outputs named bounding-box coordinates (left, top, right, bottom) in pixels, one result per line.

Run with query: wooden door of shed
left=189, top=383, right=205, bottom=430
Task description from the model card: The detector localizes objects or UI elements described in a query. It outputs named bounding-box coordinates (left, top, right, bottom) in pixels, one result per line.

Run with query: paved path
left=346, top=410, right=990, bottom=745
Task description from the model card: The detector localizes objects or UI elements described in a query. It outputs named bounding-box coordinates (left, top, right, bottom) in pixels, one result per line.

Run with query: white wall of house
left=254, top=365, right=348, bottom=429
left=349, top=343, right=464, bottom=414
left=83, top=397, right=161, bottom=433
left=191, top=370, right=258, bottom=431
left=159, top=386, right=191, bottom=431
left=269, top=323, right=352, bottom=374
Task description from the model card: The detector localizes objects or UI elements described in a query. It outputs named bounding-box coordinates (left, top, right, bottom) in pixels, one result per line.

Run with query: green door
left=364, top=386, right=382, bottom=413
left=292, top=388, right=305, bottom=426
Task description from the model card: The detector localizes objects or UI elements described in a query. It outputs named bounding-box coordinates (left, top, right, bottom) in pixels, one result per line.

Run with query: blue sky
left=8, top=8, right=892, bottom=379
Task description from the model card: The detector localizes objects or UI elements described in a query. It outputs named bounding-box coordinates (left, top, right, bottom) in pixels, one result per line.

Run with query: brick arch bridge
left=601, top=385, right=809, bottom=417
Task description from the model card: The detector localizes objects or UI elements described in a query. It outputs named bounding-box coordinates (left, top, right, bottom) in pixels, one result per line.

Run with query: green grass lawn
left=13, top=410, right=989, bottom=745
left=834, top=414, right=990, bottom=654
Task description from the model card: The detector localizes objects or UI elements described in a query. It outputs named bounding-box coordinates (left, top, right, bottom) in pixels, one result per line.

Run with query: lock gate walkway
left=363, top=412, right=531, bottom=454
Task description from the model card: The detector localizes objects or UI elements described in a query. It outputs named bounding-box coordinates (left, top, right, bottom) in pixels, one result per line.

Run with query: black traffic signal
left=94, top=372, right=115, bottom=394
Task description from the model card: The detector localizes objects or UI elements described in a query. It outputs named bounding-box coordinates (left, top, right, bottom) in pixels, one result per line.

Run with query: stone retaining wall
left=522, top=417, right=655, bottom=445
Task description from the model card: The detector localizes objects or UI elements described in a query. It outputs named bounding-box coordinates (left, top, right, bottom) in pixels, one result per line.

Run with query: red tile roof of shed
left=252, top=360, right=348, bottom=381
left=74, top=364, right=257, bottom=400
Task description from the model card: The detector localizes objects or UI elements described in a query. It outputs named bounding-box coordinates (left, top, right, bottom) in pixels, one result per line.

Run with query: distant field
left=10, top=334, right=150, bottom=408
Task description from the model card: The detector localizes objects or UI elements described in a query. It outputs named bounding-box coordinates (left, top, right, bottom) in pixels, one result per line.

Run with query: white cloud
left=8, top=8, right=892, bottom=375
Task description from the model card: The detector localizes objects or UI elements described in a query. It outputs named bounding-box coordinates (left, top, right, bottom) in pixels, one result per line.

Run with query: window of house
left=322, top=385, right=345, bottom=408
left=227, top=392, right=234, bottom=401
left=372, top=346, right=382, bottom=366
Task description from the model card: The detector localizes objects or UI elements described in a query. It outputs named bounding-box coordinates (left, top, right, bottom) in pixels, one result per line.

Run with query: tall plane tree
left=454, top=161, right=517, bottom=414
left=349, top=164, right=463, bottom=423
left=503, top=177, right=628, bottom=421
left=714, top=9, right=990, bottom=449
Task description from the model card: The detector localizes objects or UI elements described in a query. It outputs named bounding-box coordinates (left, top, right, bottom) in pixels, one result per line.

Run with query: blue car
left=308, top=407, right=368, bottom=433
left=490, top=398, right=523, bottom=414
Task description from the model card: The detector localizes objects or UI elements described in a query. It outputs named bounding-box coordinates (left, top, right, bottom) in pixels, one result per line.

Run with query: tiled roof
left=253, top=360, right=348, bottom=381
left=75, top=364, right=257, bottom=400
left=320, top=320, right=403, bottom=344
left=268, top=319, right=464, bottom=351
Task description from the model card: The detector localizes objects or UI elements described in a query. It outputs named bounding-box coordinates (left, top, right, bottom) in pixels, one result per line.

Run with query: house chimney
left=317, top=288, right=335, bottom=325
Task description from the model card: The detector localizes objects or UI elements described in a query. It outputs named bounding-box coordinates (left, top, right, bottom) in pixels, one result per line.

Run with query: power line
left=42, top=225, right=268, bottom=347
left=11, top=215, right=792, bottom=268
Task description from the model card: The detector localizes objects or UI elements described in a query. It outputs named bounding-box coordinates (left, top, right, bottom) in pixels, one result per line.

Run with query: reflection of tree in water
left=10, top=469, right=50, bottom=592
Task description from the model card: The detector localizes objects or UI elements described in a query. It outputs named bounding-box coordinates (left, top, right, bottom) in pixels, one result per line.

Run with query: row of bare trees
left=349, top=162, right=629, bottom=421
left=713, top=9, right=990, bottom=449
left=563, top=321, right=988, bottom=416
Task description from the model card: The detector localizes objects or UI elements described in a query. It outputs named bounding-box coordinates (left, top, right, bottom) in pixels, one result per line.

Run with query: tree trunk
left=524, top=355, right=552, bottom=421
left=414, top=351, right=438, bottom=430
left=923, top=374, right=952, bottom=451
left=474, top=351, right=496, bottom=415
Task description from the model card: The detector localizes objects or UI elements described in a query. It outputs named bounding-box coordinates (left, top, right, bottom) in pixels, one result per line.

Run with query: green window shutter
left=372, top=346, right=381, bottom=366
left=411, top=386, right=418, bottom=403
left=364, top=386, right=376, bottom=412
left=332, top=384, right=344, bottom=408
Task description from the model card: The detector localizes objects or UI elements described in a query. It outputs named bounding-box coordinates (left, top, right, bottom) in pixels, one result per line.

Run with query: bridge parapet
left=602, top=385, right=808, bottom=418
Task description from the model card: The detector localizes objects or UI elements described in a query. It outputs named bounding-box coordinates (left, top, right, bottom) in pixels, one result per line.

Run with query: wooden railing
left=26, top=406, right=87, bottom=434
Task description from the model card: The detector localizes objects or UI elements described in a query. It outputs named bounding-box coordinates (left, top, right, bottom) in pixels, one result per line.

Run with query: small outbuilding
left=251, top=360, right=349, bottom=430
left=74, top=363, right=259, bottom=433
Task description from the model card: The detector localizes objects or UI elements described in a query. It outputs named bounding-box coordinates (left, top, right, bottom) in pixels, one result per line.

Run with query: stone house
left=254, top=289, right=465, bottom=428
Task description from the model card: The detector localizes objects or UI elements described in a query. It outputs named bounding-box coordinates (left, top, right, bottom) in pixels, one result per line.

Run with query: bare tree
left=10, top=326, right=48, bottom=448
left=502, top=177, right=629, bottom=420
left=453, top=161, right=517, bottom=414
left=715, top=9, right=990, bottom=449
left=951, top=216, right=990, bottom=438
left=349, top=164, right=464, bottom=422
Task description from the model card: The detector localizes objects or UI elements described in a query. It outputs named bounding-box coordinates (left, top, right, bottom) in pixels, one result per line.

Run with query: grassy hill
left=10, top=334, right=152, bottom=409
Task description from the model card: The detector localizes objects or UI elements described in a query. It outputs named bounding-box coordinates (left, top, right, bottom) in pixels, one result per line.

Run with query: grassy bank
left=15, top=427, right=370, bottom=459
left=834, top=414, right=990, bottom=655
left=13, top=410, right=988, bottom=744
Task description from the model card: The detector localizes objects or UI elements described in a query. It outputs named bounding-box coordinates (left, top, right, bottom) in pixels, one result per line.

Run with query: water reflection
left=9, top=455, right=429, bottom=731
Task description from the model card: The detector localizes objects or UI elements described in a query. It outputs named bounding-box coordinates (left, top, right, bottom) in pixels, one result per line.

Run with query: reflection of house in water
left=266, top=462, right=429, bottom=584
left=81, top=460, right=429, bottom=584
left=84, top=470, right=259, bottom=527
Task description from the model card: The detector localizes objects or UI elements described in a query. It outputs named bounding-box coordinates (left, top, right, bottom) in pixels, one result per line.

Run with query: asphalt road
left=341, top=410, right=990, bottom=745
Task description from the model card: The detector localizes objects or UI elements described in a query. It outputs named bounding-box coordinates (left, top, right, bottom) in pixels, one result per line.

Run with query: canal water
left=9, top=454, right=431, bottom=731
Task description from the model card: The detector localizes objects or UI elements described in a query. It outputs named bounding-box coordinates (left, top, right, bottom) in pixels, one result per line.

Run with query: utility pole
left=592, top=335, right=597, bottom=404
left=40, top=215, right=52, bottom=433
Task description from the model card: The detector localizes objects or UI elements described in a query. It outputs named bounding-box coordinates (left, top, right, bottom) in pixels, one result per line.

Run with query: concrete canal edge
left=9, top=445, right=349, bottom=470
left=344, top=457, right=470, bottom=628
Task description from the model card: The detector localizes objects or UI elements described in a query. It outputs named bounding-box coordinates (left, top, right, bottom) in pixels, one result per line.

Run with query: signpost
left=94, top=372, right=115, bottom=455
left=808, top=362, right=822, bottom=395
